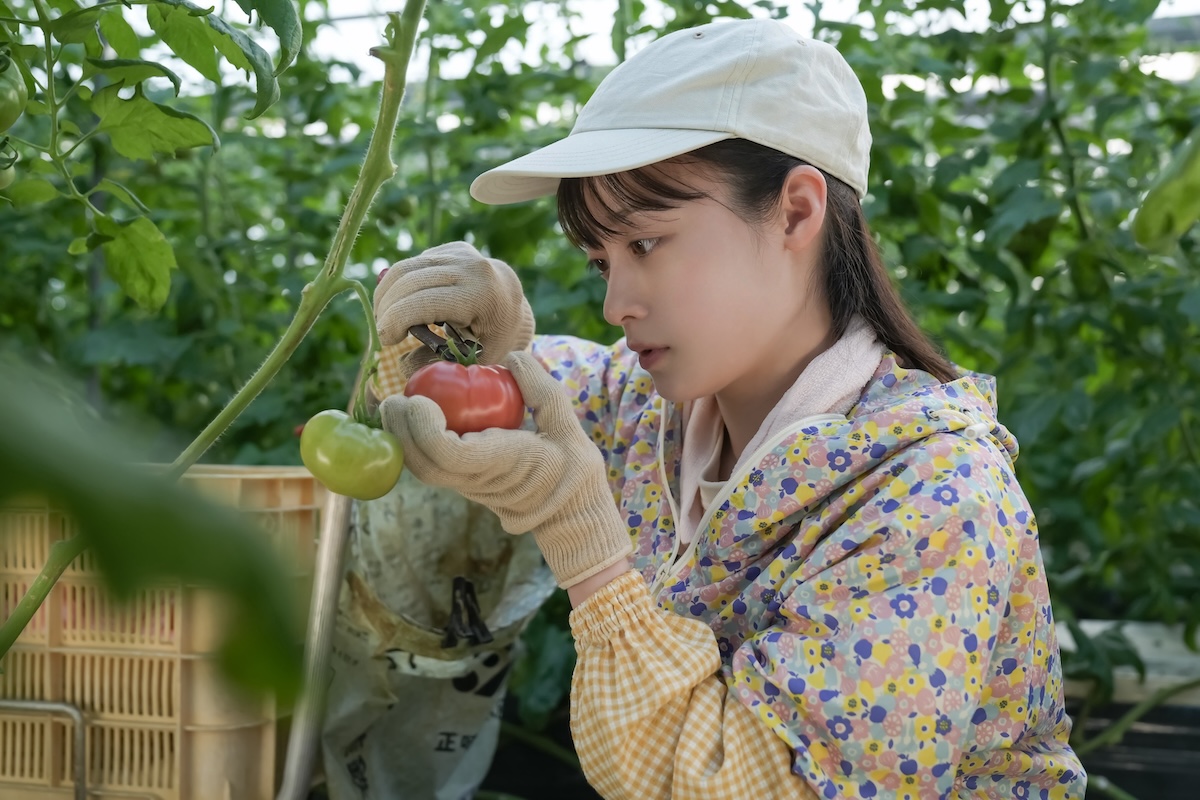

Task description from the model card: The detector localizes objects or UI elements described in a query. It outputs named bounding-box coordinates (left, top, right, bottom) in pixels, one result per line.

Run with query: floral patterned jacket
left=533, top=333, right=1085, bottom=800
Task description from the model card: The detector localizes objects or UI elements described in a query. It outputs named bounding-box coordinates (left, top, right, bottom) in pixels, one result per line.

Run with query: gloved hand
left=374, top=241, right=536, bottom=381
left=379, top=351, right=632, bottom=589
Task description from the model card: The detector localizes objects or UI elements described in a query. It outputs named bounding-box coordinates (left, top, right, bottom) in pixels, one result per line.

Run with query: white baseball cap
left=469, top=18, right=871, bottom=205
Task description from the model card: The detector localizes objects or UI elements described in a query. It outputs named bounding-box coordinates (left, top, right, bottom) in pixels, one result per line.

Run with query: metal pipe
left=275, top=490, right=354, bottom=800
left=0, top=698, right=86, bottom=800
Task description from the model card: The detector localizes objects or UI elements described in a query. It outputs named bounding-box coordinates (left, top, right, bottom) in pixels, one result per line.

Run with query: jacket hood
left=853, top=355, right=1020, bottom=469
left=645, top=352, right=1023, bottom=599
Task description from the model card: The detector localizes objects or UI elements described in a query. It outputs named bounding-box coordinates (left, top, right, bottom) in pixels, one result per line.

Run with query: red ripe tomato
left=404, top=361, right=525, bottom=435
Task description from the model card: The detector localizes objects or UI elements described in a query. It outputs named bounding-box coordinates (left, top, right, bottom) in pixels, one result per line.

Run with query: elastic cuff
left=555, top=544, right=633, bottom=589
left=568, top=569, right=654, bottom=646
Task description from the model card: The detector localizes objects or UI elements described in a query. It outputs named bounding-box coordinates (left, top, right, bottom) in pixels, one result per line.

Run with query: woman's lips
left=638, top=347, right=667, bottom=369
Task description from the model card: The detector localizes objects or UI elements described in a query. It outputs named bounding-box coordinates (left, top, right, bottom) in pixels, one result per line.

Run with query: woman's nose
left=602, top=267, right=647, bottom=326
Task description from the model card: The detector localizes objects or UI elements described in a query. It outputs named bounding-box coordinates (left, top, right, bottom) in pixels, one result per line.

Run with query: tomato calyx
left=441, top=334, right=481, bottom=366
left=407, top=322, right=485, bottom=364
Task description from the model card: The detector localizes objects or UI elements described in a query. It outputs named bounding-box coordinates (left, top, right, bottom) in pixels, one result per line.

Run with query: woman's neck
left=714, top=320, right=838, bottom=467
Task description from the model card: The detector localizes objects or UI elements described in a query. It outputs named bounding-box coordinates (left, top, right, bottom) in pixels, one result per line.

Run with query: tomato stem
left=347, top=278, right=382, bottom=426
left=323, top=3, right=426, bottom=283
left=0, top=534, right=88, bottom=657
left=443, top=335, right=480, bottom=366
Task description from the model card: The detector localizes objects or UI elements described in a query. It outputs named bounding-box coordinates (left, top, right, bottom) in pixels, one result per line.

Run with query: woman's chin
left=652, top=380, right=706, bottom=405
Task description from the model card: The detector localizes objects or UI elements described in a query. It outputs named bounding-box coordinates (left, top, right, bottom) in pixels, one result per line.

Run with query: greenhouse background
left=2, top=0, right=1200, bottom=798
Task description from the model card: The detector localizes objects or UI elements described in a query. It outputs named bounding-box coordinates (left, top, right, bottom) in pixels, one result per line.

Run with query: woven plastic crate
left=0, top=465, right=324, bottom=800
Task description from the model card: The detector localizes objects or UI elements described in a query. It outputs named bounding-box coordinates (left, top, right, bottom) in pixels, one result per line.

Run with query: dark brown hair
left=556, top=139, right=958, bottom=383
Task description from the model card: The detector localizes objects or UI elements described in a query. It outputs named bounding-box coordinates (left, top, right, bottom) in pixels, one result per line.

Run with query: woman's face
left=584, top=161, right=830, bottom=406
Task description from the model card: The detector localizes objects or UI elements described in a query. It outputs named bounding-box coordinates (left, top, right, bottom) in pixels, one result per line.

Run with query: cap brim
left=469, top=128, right=733, bottom=205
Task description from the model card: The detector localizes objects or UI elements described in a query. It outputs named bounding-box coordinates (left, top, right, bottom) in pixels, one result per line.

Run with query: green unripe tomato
left=0, top=64, right=28, bottom=133
left=299, top=409, right=404, bottom=500
left=0, top=163, right=13, bottom=191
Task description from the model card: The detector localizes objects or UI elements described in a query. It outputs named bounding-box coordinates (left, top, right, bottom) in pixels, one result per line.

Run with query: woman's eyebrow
left=613, top=210, right=680, bottom=232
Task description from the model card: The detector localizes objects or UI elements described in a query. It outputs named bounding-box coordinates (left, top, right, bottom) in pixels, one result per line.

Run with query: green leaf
left=91, top=84, right=217, bottom=160
left=84, top=58, right=183, bottom=96
left=158, top=0, right=281, bottom=118
left=0, top=354, right=303, bottom=707
left=230, top=0, right=303, bottom=74
left=93, top=178, right=151, bottom=214
left=1180, top=287, right=1200, bottom=325
left=1013, top=391, right=1063, bottom=448
left=72, top=320, right=193, bottom=367
left=986, top=186, right=1063, bottom=249
left=99, top=10, right=141, bottom=58
left=5, top=177, right=60, bottom=206
left=207, top=20, right=253, bottom=73
left=67, top=236, right=89, bottom=255
left=96, top=215, right=176, bottom=311
left=82, top=230, right=114, bottom=251
left=48, top=6, right=103, bottom=45
left=146, top=4, right=221, bottom=83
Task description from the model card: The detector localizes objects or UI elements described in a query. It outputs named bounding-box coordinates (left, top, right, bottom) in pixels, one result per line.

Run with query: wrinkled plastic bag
left=320, top=464, right=558, bottom=799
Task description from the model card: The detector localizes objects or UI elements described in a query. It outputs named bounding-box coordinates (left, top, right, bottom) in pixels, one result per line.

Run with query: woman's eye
left=631, top=238, right=658, bottom=256
left=587, top=258, right=609, bottom=275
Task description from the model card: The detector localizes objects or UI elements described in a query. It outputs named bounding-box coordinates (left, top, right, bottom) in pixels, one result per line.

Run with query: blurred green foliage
left=0, top=353, right=305, bottom=705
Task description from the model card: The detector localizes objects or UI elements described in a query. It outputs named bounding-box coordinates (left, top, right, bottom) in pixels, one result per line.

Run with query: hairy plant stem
left=0, top=0, right=429, bottom=662
left=0, top=536, right=88, bottom=657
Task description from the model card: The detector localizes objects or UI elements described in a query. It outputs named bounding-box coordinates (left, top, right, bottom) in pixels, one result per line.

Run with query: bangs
left=556, top=163, right=710, bottom=251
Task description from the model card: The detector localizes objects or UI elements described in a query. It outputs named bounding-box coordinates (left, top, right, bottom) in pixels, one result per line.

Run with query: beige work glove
left=374, top=241, right=536, bottom=381
left=379, top=351, right=632, bottom=589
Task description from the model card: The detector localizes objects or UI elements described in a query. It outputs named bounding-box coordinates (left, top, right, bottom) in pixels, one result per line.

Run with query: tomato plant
left=299, top=409, right=404, bottom=500
left=0, top=0, right=430, bottom=708
left=405, top=357, right=526, bottom=435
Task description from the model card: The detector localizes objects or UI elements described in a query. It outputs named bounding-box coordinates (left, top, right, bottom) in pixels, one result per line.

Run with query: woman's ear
left=779, top=165, right=828, bottom=253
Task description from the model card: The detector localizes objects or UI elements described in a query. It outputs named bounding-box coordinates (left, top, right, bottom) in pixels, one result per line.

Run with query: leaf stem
left=62, top=128, right=99, bottom=160
left=1073, top=675, right=1200, bottom=757
left=4, top=135, right=48, bottom=154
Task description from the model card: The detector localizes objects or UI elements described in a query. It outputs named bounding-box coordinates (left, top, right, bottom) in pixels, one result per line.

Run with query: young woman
left=372, top=18, right=1085, bottom=799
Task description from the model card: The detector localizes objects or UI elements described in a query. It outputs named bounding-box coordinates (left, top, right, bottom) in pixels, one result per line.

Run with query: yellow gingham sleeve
left=371, top=333, right=438, bottom=401
left=569, top=570, right=818, bottom=799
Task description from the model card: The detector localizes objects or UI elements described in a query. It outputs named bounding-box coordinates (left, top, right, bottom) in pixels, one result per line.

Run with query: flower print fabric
left=532, top=334, right=1085, bottom=800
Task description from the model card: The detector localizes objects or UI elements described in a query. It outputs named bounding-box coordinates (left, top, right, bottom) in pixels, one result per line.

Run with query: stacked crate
left=0, top=465, right=324, bottom=800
